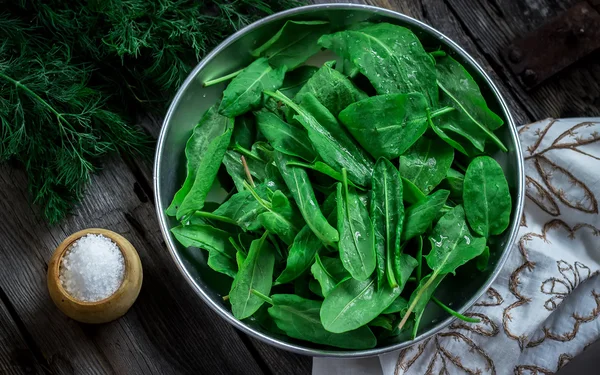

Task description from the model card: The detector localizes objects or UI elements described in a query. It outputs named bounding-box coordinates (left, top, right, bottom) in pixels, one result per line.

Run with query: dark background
left=1, top=0, right=598, bottom=374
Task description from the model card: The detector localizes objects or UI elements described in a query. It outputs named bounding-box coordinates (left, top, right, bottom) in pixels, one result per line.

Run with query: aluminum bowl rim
left=154, top=3, right=525, bottom=358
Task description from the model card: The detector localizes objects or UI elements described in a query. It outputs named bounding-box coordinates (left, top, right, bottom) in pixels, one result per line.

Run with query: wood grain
left=0, top=159, right=265, bottom=374
left=0, top=294, right=46, bottom=374
left=1, top=0, right=598, bottom=374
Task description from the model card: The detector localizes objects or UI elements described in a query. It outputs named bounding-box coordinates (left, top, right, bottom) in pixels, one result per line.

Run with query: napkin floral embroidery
left=391, top=118, right=600, bottom=375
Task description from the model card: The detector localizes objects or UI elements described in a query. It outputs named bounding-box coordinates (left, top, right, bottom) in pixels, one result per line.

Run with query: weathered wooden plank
left=440, top=0, right=600, bottom=119
left=0, top=158, right=266, bottom=374
left=0, top=295, right=46, bottom=375
left=247, top=338, right=312, bottom=375
left=1, top=2, right=591, bottom=374
left=0, top=167, right=116, bottom=375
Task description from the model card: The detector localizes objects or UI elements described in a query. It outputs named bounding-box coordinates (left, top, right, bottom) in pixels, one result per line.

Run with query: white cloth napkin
left=313, top=118, right=600, bottom=375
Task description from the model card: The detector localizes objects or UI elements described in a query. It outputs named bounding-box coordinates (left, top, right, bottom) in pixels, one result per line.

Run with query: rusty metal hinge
left=504, top=1, right=600, bottom=89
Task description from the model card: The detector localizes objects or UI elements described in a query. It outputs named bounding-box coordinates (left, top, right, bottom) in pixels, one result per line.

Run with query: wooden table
left=1, top=1, right=598, bottom=374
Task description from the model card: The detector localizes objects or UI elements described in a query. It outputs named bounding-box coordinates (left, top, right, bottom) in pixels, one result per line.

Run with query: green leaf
left=251, top=21, right=330, bottom=70
left=337, top=172, right=376, bottom=281
left=415, top=235, right=424, bottom=282
left=275, top=192, right=337, bottom=285
left=435, top=55, right=506, bottom=152
left=275, top=226, right=322, bottom=285
left=293, top=62, right=368, bottom=116
left=336, top=58, right=359, bottom=78
left=212, top=184, right=271, bottom=231
left=293, top=276, right=313, bottom=299
left=266, top=90, right=374, bottom=186
left=274, top=151, right=339, bottom=245
left=369, top=315, right=394, bottom=331
left=320, top=253, right=415, bottom=333
left=286, top=160, right=365, bottom=190
left=219, top=58, right=286, bottom=117
left=267, top=294, right=377, bottom=349
left=177, top=128, right=233, bottom=219
left=308, top=279, right=324, bottom=297
left=229, top=232, right=275, bottom=320
left=319, top=23, right=438, bottom=105
left=171, top=224, right=237, bottom=278
left=394, top=252, right=418, bottom=291
left=425, top=205, right=486, bottom=275
left=167, top=105, right=233, bottom=215
left=255, top=110, right=316, bottom=162
left=257, top=190, right=303, bottom=245
left=236, top=251, right=247, bottom=270
left=399, top=137, right=454, bottom=194
left=231, top=114, right=256, bottom=150
left=338, top=93, right=431, bottom=159
left=310, top=254, right=349, bottom=297
left=371, top=158, right=404, bottom=289
left=477, top=246, right=490, bottom=272
left=463, top=156, right=512, bottom=237
left=429, top=117, right=473, bottom=156
left=279, top=65, right=319, bottom=98
left=444, top=167, right=465, bottom=201
left=399, top=205, right=485, bottom=331
left=402, top=177, right=426, bottom=205
left=402, top=190, right=450, bottom=242
left=432, top=296, right=481, bottom=323
left=253, top=304, right=287, bottom=336
left=405, top=273, right=444, bottom=336
left=382, top=296, right=408, bottom=314
left=222, top=149, right=268, bottom=192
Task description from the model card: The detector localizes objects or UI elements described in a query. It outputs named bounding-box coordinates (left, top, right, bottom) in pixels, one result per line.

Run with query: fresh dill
left=0, top=0, right=302, bottom=223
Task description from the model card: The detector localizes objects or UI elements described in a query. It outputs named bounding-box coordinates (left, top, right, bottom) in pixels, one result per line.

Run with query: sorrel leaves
left=168, top=20, right=513, bottom=350
left=319, top=23, right=438, bottom=105
left=219, top=58, right=286, bottom=117
left=463, top=156, right=512, bottom=237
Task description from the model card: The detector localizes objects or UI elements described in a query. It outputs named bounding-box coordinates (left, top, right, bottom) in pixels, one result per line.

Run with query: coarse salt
left=59, top=234, right=125, bottom=302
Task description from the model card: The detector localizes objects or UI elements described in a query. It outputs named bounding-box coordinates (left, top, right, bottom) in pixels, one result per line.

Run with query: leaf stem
left=229, top=237, right=245, bottom=255
left=264, top=90, right=299, bottom=113
left=0, top=72, right=63, bottom=121
left=286, top=161, right=366, bottom=191
left=233, top=144, right=265, bottom=162
left=385, top=170, right=399, bottom=288
left=193, top=211, right=237, bottom=225
left=268, top=233, right=285, bottom=259
left=429, top=50, right=446, bottom=57
left=203, top=69, right=243, bottom=87
left=416, top=236, right=423, bottom=282
left=223, top=295, right=230, bottom=301
left=243, top=181, right=271, bottom=210
left=427, top=111, right=469, bottom=156
left=241, top=155, right=255, bottom=187
left=437, top=81, right=508, bottom=152
left=398, top=271, right=440, bottom=330
left=430, top=106, right=455, bottom=118
left=412, top=311, right=423, bottom=339
left=251, top=289, right=274, bottom=305
left=0, top=71, right=86, bottom=160
left=432, top=296, right=481, bottom=323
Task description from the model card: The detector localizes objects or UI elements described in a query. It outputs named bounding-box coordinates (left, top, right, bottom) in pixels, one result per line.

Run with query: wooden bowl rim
left=51, top=228, right=133, bottom=307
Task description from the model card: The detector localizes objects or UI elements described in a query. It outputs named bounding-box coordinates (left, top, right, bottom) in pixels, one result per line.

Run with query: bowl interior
left=155, top=4, right=523, bottom=357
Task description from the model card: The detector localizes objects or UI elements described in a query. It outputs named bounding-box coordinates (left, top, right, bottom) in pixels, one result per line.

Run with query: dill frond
left=0, top=0, right=303, bottom=222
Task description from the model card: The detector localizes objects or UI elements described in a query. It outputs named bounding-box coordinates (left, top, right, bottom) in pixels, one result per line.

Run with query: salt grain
left=59, top=234, right=125, bottom=302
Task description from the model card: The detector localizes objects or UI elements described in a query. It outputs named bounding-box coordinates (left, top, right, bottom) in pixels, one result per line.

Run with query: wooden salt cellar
left=47, top=228, right=143, bottom=324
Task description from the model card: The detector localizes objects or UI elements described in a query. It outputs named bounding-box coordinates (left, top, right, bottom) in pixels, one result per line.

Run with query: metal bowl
left=154, top=3, right=524, bottom=357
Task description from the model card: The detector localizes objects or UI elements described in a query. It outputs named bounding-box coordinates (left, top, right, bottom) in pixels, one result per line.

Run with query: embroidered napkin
left=314, top=118, right=600, bottom=375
